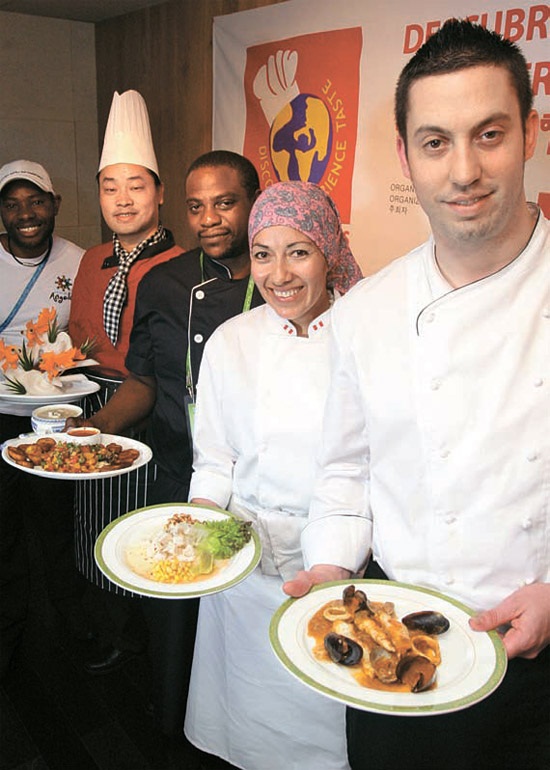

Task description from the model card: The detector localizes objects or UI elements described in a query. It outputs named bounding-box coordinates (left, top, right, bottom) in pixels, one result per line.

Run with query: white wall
left=0, top=11, right=101, bottom=249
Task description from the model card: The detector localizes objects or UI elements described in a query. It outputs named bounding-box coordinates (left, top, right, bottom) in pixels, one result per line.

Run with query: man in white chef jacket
left=285, top=19, right=549, bottom=770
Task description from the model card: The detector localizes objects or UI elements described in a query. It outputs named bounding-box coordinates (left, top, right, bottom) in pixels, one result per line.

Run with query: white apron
left=185, top=310, right=350, bottom=770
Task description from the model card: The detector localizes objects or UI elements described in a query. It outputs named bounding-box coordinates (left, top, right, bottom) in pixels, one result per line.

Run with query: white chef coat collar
left=424, top=203, right=542, bottom=300
left=264, top=299, right=334, bottom=337
left=417, top=204, right=545, bottom=334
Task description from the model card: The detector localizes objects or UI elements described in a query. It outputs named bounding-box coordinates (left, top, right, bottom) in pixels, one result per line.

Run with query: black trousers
left=347, top=561, right=550, bottom=770
left=0, top=413, right=85, bottom=676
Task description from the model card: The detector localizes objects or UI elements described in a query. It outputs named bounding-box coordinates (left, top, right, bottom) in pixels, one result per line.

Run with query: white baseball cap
left=98, top=90, right=159, bottom=176
left=0, top=160, right=56, bottom=196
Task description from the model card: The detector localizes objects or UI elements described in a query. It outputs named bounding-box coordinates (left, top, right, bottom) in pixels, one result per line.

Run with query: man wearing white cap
left=0, top=160, right=86, bottom=676
left=68, top=91, right=183, bottom=676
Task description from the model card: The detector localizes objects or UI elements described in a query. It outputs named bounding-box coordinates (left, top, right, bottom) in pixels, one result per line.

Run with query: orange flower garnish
left=25, top=320, right=45, bottom=347
left=36, top=307, right=55, bottom=332
left=72, top=347, right=86, bottom=361
left=1, top=309, right=92, bottom=391
left=25, top=307, right=57, bottom=346
left=38, top=348, right=79, bottom=380
left=0, top=340, right=20, bottom=371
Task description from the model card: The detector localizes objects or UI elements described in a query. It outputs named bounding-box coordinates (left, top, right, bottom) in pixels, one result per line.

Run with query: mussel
left=324, top=632, right=363, bottom=666
left=343, top=585, right=370, bottom=614
left=396, top=654, right=437, bottom=693
left=401, top=610, right=450, bottom=635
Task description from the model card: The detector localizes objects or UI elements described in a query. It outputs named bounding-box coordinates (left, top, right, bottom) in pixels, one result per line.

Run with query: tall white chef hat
left=98, top=90, right=159, bottom=176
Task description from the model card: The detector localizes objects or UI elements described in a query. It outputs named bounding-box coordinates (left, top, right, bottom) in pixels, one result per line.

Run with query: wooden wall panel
left=95, top=0, right=288, bottom=249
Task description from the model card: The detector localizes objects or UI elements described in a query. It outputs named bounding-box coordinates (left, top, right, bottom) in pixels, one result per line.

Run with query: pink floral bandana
left=248, top=181, right=363, bottom=294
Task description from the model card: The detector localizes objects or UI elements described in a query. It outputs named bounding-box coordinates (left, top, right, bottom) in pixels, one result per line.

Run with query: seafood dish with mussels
left=308, top=584, right=450, bottom=693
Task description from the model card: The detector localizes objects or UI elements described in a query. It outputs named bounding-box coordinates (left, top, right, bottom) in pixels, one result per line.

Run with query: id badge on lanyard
left=185, top=260, right=255, bottom=443
left=184, top=392, right=196, bottom=444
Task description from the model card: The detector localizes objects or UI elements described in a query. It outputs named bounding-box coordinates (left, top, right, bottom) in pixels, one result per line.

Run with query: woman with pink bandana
left=185, top=182, right=362, bottom=769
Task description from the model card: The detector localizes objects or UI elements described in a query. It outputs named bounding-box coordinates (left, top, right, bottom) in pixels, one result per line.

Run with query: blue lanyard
left=0, top=252, right=49, bottom=333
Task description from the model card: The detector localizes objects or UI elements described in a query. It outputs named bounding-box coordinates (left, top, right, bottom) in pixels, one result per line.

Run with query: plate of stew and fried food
left=1, top=433, right=152, bottom=479
left=270, top=580, right=507, bottom=716
left=95, top=503, right=262, bottom=598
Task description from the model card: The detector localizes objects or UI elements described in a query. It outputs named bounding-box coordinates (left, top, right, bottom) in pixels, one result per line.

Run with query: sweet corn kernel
left=151, top=559, right=194, bottom=583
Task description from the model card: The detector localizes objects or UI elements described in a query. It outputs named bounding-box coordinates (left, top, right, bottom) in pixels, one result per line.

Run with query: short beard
left=210, top=238, right=248, bottom=262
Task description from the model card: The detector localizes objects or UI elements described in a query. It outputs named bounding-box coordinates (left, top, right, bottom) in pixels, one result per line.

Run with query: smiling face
left=251, top=225, right=329, bottom=337
left=396, top=65, right=538, bottom=273
left=185, top=165, right=255, bottom=278
left=98, top=163, right=164, bottom=251
left=0, top=180, right=60, bottom=259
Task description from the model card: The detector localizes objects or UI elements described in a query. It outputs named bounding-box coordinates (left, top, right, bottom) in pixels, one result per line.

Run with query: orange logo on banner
left=243, top=28, right=362, bottom=223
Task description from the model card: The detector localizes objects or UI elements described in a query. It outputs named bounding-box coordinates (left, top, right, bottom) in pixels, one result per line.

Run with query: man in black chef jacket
left=69, top=150, right=263, bottom=738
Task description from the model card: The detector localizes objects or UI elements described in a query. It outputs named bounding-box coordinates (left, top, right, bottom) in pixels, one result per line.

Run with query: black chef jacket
left=126, top=247, right=264, bottom=485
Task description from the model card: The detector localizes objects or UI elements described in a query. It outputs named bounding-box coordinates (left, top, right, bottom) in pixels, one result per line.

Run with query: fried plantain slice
left=7, top=446, right=29, bottom=462
left=36, top=437, right=56, bottom=450
left=117, top=449, right=140, bottom=463
left=7, top=447, right=35, bottom=468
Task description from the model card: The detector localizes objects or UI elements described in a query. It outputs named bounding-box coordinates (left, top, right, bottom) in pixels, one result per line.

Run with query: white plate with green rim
left=270, top=579, right=507, bottom=716
left=95, top=503, right=262, bottom=599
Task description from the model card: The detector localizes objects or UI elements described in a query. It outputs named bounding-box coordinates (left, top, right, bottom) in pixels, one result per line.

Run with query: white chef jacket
left=186, top=301, right=350, bottom=770
left=190, top=302, right=334, bottom=581
left=305, top=208, right=549, bottom=612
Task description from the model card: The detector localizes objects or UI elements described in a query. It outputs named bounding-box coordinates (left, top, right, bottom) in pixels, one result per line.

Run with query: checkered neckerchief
left=103, top=226, right=166, bottom=345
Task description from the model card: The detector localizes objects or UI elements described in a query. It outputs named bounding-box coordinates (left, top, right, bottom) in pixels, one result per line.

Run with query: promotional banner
left=213, top=0, right=549, bottom=274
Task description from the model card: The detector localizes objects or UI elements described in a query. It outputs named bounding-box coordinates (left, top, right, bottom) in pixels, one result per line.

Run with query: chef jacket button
left=533, top=378, right=543, bottom=387
left=521, top=518, right=533, bottom=530
left=193, top=333, right=204, bottom=344
left=522, top=577, right=535, bottom=586
left=445, top=514, right=456, bottom=525
left=543, top=308, right=550, bottom=318
left=526, top=452, right=538, bottom=462
left=440, top=449, right=450, bottom=459
left=430, top=378, right=442, bottom=390
left=195, top=290, right=205, bottom=300
left=426, top=312, right=435, bottom=323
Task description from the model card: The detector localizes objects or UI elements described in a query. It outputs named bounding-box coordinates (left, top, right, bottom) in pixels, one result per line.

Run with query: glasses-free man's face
left=186, top=165, right=254, bottom=270
left=99, top=163, right=164, bottom=252
left=0, top=180, right=60, bottom=259
left=397, top=65, right=538, bottom=259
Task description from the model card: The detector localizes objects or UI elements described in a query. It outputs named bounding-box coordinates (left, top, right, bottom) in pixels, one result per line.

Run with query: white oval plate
left=1, top=433, right=152, bottom=480
left=270, top=579, right=507, bottom=716
left=0, top=374, right=100, bottom=405
left=95, top=503, right=262, bottom=599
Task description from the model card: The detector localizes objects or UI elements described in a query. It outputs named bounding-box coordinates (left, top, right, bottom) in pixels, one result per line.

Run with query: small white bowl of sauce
left=31, top=404, right=83, bottom=434
left=58, top=427, right=102, bottom=445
